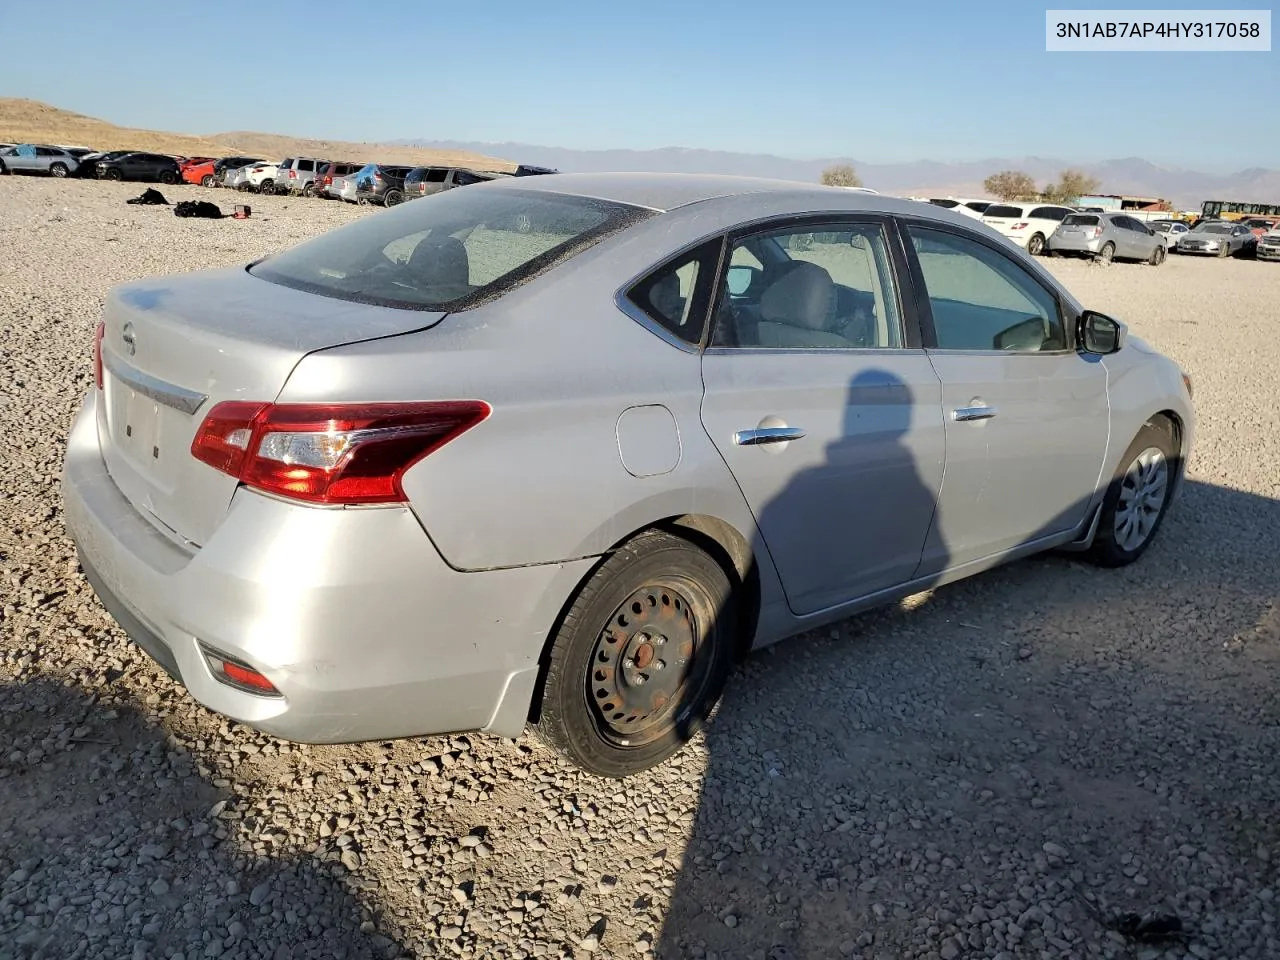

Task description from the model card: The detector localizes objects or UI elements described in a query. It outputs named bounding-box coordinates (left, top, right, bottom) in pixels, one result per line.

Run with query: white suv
left=980, top=203, right=1075, bottom=256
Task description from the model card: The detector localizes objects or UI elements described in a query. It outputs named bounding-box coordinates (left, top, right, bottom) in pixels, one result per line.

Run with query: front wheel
left=1218, top=243, right=1230, bottom=258
left=159, top=170, right=176, bottom=185
left=1089, top=420, right=1179, bottom=567
left=534, top=530, right=737, bottom=778
left=1148, top=244, right=1166, bottom=266
left=1027, top=233, right=1045, bottom=256
left=105, top=168, right=123, bottom=181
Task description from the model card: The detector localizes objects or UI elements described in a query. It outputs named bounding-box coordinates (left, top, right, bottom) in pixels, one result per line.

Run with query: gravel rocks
left=2, top=177, right=1279, bottom=959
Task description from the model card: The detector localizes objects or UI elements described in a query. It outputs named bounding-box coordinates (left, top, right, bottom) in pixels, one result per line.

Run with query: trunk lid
left=97, top=266, right=446, bottom=547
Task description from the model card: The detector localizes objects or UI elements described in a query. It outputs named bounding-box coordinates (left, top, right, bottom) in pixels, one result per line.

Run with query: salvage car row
left=0, top=142, right=556, bottom=209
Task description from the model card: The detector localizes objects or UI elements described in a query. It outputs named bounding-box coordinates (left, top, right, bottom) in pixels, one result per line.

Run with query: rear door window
left=297, top=159, right=315, bottom=172
left=250, top=187, right=652, bottom=310
left=1028, top=207, right=1068, bottom=221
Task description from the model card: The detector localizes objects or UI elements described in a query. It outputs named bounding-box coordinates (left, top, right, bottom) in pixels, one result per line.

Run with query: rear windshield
left=983, top=205, right=1024, bottom=218
left=250, top=187, right=653, bottom=311
left=1062, top=214, right=1099, bottom=226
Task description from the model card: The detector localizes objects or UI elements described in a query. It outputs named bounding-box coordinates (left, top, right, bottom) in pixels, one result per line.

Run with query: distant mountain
left=392, top=139, right=1280, bottom=210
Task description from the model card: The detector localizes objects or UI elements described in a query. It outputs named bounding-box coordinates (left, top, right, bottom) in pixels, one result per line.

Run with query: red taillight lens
left=190, top=401, right=490, bottom=505
left=93, top=321, right=105, bottom=389
left=1011, top=221, right=1029, bottom=230
left=199, top=643, right=281, bottom=696
left=289, top=169, right=297, bottom=178
left=1092, top=226, right=1103, bottom=238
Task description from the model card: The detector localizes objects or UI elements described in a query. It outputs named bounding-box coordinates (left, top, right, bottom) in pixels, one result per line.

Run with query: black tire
left=260, top=180, right=273, bottom=194
left=0, top=161, right=8, bottom=175
left=302, top=183, right=314, bottom=197
left=1148, top=244, right=1166, bottom=266
left=534, top=530, right=737, bottom=778
left=1095, top=242, right=1115, bottom=265
left=384, top=189, right=403, bottom=207
left=200, top=174, right=215, bottom=188
left=1027, top=233, right=1045, bottom=256
left=49, top=162, right=69, bottom=178
left=105, top=168, right=123, bottom=181
left=1088, top=419, right=1179, bottom=568
left=159, top=170, right=176, bottom=185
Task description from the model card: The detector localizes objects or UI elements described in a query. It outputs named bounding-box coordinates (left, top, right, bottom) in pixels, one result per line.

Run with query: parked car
left=1150, top=219, right=1190, bottom=250
left=64, top=173, right=1194, bottom=777
left=215, top=157, right=267, bottom=188
left=73, top=150, right=133, bottom=178
left=276, top=157, right=328, bottom=196
left=313, top=161, right=363, bottom=199
left=95, top=152, right=182, bottom=184
left=1239, top=217, right=1279, bottom=239
left=926, top=198, right=991, bottom=219
left=0, top=143, right=81, bottom=177
left=1177, top=221, right=1255, bottom=257
left=1048, top=212, right=1167, bottom=265
left=979, top=202, right=1075, bottom=255
left=403, top=166, right=499, bottom=200
left=1256, top=227, right=1280, bottom=262
left=327, top=173, right=361, bottom=203
left=511, top=164, right=558, bottom=176
left=354, top=164, right=413, bottom=206
left=241, top=161, right=279, bottom=193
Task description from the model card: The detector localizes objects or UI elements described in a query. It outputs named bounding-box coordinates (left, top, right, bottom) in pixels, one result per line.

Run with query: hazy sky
left=2, top=0, right=1276, bottom=169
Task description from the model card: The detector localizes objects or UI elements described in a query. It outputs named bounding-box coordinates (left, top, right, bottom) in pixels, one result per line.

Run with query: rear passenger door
left=902, top=221, right=1108, bottom=573
left=698, top=217, right=946, bottom=615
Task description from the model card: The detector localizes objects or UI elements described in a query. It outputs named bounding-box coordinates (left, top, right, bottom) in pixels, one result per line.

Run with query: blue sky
left=1, top=0, right=1275, bottom=169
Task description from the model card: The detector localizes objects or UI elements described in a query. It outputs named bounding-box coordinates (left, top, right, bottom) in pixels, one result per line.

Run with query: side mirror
left=726, top=264, right=760, bottom=297
left=1078, top=310, right=1126, bottom=355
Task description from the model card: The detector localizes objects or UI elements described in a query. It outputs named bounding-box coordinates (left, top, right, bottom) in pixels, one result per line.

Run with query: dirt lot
left=1, top=177, right=1278, bottom=960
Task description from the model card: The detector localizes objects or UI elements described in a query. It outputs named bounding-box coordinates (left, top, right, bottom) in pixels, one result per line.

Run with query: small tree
left=983, top=170, right=1038, bottom=201
left=821, top=164, right=863, bottom=188
left=1042, top=169, right=1101, bottom=205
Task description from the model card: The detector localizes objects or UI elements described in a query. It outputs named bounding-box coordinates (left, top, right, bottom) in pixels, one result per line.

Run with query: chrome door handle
left=952, top=405, right=997, bottom=422
left=733, top=426, right=807, bottom=446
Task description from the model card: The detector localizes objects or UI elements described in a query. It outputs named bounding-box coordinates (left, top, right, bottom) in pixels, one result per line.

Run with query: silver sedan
left=62, top=174, right=1195, bottom=777
left=1177, top=221, right=1256, bottom=257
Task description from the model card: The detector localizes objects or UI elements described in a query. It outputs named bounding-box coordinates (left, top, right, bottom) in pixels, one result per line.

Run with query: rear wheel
left=50, top=162, right=68, bottom=178
left=384, top=189, right=403, bottom=207
left=200, top=174, right=215, bottom=188
left=105, top=168, right=123, bottom=181
left=1089, top=420, right=1179, bottom=567
left=1148, top=244, right=1166, bottom=266
left=1095, top=242, right=1115, bottom=265
left=534, top=530, right=737, bottom=778
left=1027, top=233, right=1045, bottom=256
left=302, top=183, right=314, bottom=197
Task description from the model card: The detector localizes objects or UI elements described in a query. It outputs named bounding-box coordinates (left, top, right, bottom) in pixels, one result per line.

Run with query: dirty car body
left=62, top=173, right=1195, bottom=775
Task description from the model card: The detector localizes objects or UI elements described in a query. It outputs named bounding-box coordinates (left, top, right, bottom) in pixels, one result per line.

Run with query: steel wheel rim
left=1114, top=446, right=1168, bottom=552
left=588, top=580, right=708, bottom=747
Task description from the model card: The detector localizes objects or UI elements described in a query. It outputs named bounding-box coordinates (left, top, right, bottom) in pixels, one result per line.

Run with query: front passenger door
left=904, top=224, right=1109, bottom=574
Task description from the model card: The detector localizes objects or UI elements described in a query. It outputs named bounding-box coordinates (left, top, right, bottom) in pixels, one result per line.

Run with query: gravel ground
left=2, top=177, right=1278, bottom=960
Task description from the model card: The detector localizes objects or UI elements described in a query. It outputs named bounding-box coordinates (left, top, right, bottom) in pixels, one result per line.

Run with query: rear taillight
left=289, top=169, right=297, bottom=178
left=93, top=321, right=105, bottom=389
left=1092, top=226, right=1103, bottom=238
left=190, top=401, right=491, bottom=505
left=374, top=173, right=383, bottom=181
left=1011, top=221, right=1029, bottom=230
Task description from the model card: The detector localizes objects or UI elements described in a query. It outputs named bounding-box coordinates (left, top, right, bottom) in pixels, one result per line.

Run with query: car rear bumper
left=1048, top=236, right=1103, bottom=254
left=62, top=389, right=593, bottom=744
